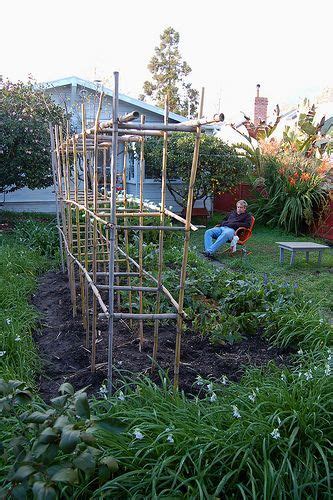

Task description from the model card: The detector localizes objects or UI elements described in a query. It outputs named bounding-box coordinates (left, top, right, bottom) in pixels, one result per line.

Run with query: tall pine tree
left=139, top=27, right=198, bottom=117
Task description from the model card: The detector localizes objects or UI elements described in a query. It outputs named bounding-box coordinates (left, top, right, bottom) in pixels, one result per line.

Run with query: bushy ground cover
left=0, top=213, right=332, bottom=498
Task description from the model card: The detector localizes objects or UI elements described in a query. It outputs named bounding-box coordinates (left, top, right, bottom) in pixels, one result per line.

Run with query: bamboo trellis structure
left=50, top=71, right=224, bottom=394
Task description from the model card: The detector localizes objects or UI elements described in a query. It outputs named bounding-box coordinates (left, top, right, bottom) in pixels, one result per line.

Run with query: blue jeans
left=204, top=226, right=235, bottom=254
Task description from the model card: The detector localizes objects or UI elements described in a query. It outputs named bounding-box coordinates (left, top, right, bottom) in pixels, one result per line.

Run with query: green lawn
left=190, top=214, right=333, bottom=318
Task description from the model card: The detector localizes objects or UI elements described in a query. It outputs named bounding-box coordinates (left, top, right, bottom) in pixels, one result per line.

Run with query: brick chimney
left=254, top=84, right=268, bottom=126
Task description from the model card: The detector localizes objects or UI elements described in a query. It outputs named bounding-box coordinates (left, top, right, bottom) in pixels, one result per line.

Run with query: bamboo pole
left=122, top=142, right=133, bottom=326
left=58, top=227, right=108, bottom=315
left=73, top=136, right=87, bottom=330
left=49, top=124, right=65, bottom=272
left=65, top=122, right=77, bottom=317
left=153, top=96, right=168, bottom=369
left=82, top=103, right=90, bottom=347
left=91, top=92, right=104, bottom=372
left=174, top=88, right=205, bottom=390
left=103, top=148, right=107, bottom=200
left=138, top=114, right=145, bottom=348
left=107, top=71, right=119, bottom=396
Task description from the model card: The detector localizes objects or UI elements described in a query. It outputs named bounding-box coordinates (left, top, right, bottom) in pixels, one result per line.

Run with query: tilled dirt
left=32, top=271, right=292, bottom=401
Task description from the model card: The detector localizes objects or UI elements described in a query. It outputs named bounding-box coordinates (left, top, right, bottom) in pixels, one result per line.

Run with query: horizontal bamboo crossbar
left=99, top=312, right=179, bottom=320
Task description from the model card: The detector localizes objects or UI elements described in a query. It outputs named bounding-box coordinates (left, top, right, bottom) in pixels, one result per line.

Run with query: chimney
left=254, top=84, right=268, bottom=126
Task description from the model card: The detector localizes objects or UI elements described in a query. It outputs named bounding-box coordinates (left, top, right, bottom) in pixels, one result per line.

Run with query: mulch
left=32, top=271, right=293, bottom=401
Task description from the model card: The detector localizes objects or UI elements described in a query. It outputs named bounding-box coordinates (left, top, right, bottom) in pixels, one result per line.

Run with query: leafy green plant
left=0, top=380, right=126, bottom=499
left=14, top=219, right=60, bottom=258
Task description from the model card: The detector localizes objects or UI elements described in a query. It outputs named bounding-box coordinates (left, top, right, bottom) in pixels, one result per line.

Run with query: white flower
left=15, top=336, right=21, bottom=342
left=195, top=375, right=204, bottom=386
left=133, top=429, right=144, bottom=440
left=6, top=318, right=12, bottom=325
left=210, top=392, right=217, bottom=402
left=270, top=428, right=281, bottom=439
left=248, top=391, right=256, bottom=402
left=167, top=434, right=174, bottom=443
left=324, top=364, right=331, bottom=376
left=99, top=384, right=108, bottom=398
left=280, top=373, right=287, bottom=382
left=117, top=390, right=125, bottom=401
left=297, top=348, right=303, bottom=355
left=304, top=370, right=313, bottom=381
left=221, top=375, right=228, bottom=385
left=0, top=351, right=6, bottom=357
left=206, top=383, right=213, bottom=392
left=232, top=405, right=241, bottom=418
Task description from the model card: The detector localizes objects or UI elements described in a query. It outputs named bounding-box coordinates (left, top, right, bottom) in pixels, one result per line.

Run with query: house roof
left=43, top=76, right=187, bottom=123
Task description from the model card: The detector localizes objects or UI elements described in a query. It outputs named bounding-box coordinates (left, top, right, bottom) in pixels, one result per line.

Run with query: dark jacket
left=220, top=210, right=252, bottom=230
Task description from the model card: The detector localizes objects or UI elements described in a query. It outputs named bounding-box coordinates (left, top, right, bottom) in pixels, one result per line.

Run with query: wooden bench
left=276, top=242, right=330, bottom=265
left=181, top=207, right=209, bottom=225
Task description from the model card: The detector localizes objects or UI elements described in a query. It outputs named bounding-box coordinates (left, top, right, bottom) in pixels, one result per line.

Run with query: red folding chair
left=225, top=215, right=255, bottom=256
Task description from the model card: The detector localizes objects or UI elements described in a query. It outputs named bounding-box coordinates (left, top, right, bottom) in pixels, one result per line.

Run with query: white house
left=2, top=76, right=206, bottom=213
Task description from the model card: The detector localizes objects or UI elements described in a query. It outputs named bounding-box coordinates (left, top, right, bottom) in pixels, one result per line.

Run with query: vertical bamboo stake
left=174, top=89, right=204, bottom=390
left=107, top=71, right=119, bottom=396
left=49, top=124, right=65, bottom=272
left=138, top=115, right=145, bottom=348
left=82, top=103, right=90, bottom=347
left=91, top=92, right=104, bottom=372
left=122, top=143, right=133, bottom=326
left=152, top=97, right=169, bottom=369
left=73, top=136, right=87, bottom=329
left=65, top=122, right=77, bottom=317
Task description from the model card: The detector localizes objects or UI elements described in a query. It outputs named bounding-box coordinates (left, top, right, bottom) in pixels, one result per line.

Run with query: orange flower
left=300, top=172, right=310, bottom=182
left=293, top=171, right=299, bottom=179
left=289, top=177, right=296, bottom=186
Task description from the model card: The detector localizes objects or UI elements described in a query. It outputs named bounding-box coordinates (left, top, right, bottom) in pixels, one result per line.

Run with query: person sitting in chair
left=203, top=200, right=252, bottom=259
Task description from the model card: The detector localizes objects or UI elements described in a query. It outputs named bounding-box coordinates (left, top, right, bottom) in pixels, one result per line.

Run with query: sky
left=2, top=0, right=332, bottom=122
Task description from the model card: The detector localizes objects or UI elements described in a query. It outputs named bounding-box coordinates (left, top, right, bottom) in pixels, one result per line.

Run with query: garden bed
left=33, top=271, right=292, bottom=401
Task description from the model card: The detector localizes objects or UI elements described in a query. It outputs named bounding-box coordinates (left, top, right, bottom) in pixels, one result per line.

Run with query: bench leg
left=306, top=251, right=309, bottom=263
left=279, top=247, right=284, bottom=264
left=290, top=251, right=296, bottom=265
left=318, top=250, right=323, bottom=265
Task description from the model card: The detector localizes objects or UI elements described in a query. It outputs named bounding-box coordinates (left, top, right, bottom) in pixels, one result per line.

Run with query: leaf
left=24, top=410, right=54, bottom=424
left=53, top=415, right=70, bottom=430
left=38, top=427, right=59, bottom=444
left=93, top=417, right=127, bottom=434
left=73, top=449, right=96, bottom=475
left=58, top=382, right=74, bottom=396
left=12, top=465, right=36, bottom=481
left=32, top=482, right=57, bottom=500
left=75, top=393, right=90, bottom=419
left=11, top=484, right=28, bottom=499
left=50, top=394, right=69, bottom=408
left=49, top=467, right=78, bottom=485
left=80, top=431, right=96, bottom=445
left=59, top=428, right=80, bottom=453
left=100, top=456, right=119, bottom=473
left=13, top=390, right=33, bottom=404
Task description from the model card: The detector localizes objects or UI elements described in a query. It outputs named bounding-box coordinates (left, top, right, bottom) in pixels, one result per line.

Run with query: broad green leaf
left=38, top=427, right=59, bottom=444
left=12, top=465, right=35, bottom=481
left=75, top=393, right=90, bottom=419
left=32, top=481, right=57, bottom=500
left=59, top=428, right=80, bottom=453
left=100, top=456, right=119, bottom=473
left=50, top=394, right=69, bottom=408
left=24, top=410, right=54, bottom=424
left=59, top=382, right=74, bottom=395
left=49, top=467, right=78, bottom=485
left=73, top=449, right=96, bottom=475
left=53, top=415, right=70, bottom=430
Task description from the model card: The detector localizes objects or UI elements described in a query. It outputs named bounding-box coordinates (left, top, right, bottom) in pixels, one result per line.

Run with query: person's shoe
left=202, top=251, right=215, bottom=260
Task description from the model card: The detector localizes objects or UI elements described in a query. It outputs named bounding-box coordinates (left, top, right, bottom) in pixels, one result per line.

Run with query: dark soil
left=33, top=271, right=292, bottom=402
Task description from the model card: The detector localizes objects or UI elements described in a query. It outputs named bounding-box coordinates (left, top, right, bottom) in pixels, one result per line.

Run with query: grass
left=0, top=213, right=58, bottom=384
left=190, top=214, right=333, bottom=318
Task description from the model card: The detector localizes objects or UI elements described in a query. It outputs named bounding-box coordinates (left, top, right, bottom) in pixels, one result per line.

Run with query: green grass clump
left=0, top=219, right=57, bottom=384
left=90, top=356, right=332, bottom=498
